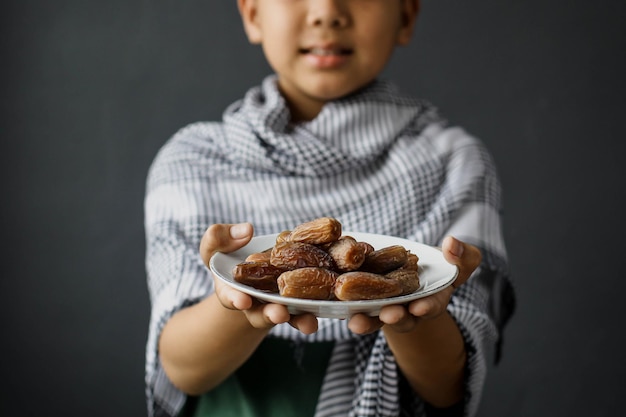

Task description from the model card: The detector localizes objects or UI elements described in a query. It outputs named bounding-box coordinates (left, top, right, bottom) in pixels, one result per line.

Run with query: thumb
left=199, top=223, right=254, bottom=266
left=441, top=236, right=482, bottom=288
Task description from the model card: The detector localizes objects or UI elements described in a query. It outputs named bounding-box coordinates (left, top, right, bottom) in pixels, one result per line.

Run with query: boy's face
left=238, top=0, right=419, bottom=121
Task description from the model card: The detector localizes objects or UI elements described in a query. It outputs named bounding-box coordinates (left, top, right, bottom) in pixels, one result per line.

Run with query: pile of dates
left=232, top=217, right=420, bottom=301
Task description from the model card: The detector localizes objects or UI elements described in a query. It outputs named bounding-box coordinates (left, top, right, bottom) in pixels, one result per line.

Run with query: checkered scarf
left=144, top=76, right=514, bottom=417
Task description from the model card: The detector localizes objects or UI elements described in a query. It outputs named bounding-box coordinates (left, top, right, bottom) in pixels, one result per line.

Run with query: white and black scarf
left=144, top=76, right=515, bottom=417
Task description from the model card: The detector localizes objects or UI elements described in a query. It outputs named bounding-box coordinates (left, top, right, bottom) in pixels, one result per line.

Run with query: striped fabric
left=144, top=75, right=514, bottom=417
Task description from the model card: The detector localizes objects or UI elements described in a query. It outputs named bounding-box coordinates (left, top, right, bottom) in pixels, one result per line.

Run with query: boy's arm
left=158, top=223, right=268, bottom=395
left=158, top=292, right=269, bottom=395
left=383, top=305, right=466, bottom=408
left=350, top=237, right=481, bottom=408
left=159, top=223, right=319, bottom=395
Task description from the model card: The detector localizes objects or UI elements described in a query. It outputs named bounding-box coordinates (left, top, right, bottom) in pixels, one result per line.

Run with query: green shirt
left=181, top=337, right=335, bottom=417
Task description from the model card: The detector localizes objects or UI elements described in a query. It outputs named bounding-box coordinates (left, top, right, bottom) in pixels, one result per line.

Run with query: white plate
left=210, top=232, right=458, bottom=319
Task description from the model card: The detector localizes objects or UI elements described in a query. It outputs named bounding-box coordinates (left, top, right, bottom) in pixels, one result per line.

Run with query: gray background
left=2, top=1, right=625, bottom=416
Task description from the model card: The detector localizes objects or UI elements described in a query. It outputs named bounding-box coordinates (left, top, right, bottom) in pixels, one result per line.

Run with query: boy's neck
left=276, top=83, right=326, bottom=123
left=284, top=96, right=325, bottom=123
left=289, top=105, right=321, bottom=123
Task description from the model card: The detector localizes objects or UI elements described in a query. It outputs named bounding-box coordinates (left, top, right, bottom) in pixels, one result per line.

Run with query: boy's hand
left=200, top=223, right=319, bottom=334
left=347, top=236, right=482, bottom=334
left=200, top=222, right=255, bottom=311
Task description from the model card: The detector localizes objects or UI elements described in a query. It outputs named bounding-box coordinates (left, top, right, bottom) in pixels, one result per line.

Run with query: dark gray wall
left=2, top=1, right=625, bottom=416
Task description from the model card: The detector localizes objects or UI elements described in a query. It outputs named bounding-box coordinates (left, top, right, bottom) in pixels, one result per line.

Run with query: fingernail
left=230, top=223, right=249, bottom=239
left=450, top=239, right=464, bottom=258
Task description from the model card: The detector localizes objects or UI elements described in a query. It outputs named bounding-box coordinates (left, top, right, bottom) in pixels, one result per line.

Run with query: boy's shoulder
left=170, top=120, right=226, bottom=148
left=428, top=125, right=485, bottom=151
left=155, top=120, right=227, bottom=160
left=146, top=120, right=228, bottom=184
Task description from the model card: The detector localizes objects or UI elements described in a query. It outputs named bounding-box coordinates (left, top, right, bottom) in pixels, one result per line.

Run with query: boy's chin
left=276, top=76, right=377, bottom=120
left=299, top=79, right=375, bottom=101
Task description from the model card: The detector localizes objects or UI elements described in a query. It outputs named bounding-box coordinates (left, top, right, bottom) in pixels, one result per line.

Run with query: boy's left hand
left=346, top=236, right=482, bottom=334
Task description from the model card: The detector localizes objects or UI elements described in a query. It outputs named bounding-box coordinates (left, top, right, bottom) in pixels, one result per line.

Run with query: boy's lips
left=299, top=44, right=353, bottom=69
left=303, top=47, right=352, bottom=56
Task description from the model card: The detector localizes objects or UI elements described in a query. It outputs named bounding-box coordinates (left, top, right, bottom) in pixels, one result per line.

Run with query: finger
left=200, top=223, right=254, bottom=266
left=378, top=305, right=407, bottom=324
left=441, top=236, right=482, bottom=288
left=245, top=303, right=291, bottom=329
left=219, top=284, right=254, bottom=310
left=378, top=305, right=416, bottom=332
left=288, top=314, right=319, bottom=335
left=212, top=270, right=254, bottom=310
left=407, top=288, right=452, bottom=319
left=347, top=313, right=383, bottom=334
left=262, top=303, right=292, bottom=325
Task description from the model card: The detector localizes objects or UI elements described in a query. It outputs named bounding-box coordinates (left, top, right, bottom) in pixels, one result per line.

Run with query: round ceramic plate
left=210, top=232, right=458, bottom=319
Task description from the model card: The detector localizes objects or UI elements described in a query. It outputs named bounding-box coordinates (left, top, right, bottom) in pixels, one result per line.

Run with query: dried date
left=277, top=267, right=338, bottom=300
left=276, top=230, right=291, bottom=244
left=385, top=269, right=420, bottom=295
left=245, top=248, right=271, bottom=263
left=359, top=245, right=409, bottom=274
left=232, top=262, right=283, bottom=293
left=270, top=241, right=336, bottom=270
left=334, top=271, right=403, bottom=300
left=286, top=217, right=342, bottom=245
left=397, top=253, right=419, bottom=271
left=327, top=236, right=367, bottom=272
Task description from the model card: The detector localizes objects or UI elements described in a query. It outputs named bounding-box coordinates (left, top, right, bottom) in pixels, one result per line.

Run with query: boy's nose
left=307, top=0, right=350, bottom=28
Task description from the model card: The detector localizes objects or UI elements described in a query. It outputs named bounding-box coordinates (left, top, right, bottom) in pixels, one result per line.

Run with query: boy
left=144, top=1, right=515, bottom=416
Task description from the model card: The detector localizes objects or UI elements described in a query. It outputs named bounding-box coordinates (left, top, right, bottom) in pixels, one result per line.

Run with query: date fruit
left=385, top=269, right=420, bottom=295
left=327, top=236, right=367, bottom=272
left=276, top=230, right=291, bottom=244
left=334, top=271, right=403, bottom=301
left=245, top=248, right=271, bottom=263
left=360, top=245, right=409, bottom=274
left=232, top=262, right=283, bottom=293
left=286, top=217, right=342, bottom=245
left=397, top=253, right=419, bottom=271
left=270, top=242, right=336, bottom=270
left=277, top=267, right=339, bottom=300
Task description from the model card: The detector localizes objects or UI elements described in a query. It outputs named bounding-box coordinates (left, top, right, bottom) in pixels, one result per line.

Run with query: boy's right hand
left=200, top=223, right=318, bottom=334
left=200, top=222, right=256, bottom=310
